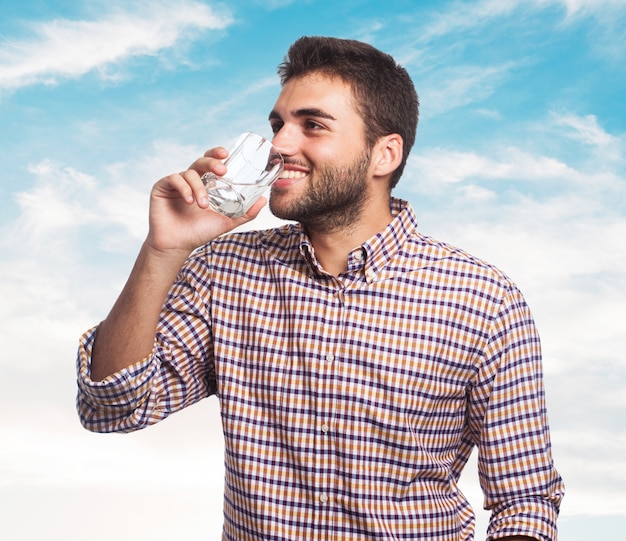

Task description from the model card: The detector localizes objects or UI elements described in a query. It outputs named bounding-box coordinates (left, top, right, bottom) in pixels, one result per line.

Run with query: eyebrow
left=268, top=108, right=337, bottom=121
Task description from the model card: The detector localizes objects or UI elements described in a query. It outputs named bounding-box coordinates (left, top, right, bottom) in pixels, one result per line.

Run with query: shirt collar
left=296, top=198, right=419, bottom=283
left=361, top=198, right=418, bottom=282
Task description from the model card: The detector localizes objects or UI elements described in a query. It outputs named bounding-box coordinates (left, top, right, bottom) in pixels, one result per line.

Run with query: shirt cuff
left=76, top=325, right=159, bottom=410
left=487, top=496, right=561, bottom=541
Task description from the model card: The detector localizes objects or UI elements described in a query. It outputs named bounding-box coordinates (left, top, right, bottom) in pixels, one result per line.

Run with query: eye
left=304, top=119, right=324, bottom=130
left=270, top=121, right=283, bottom=134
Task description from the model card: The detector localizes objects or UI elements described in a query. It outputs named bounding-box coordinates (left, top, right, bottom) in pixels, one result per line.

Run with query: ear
left=371, top=134, right=403, bottom=178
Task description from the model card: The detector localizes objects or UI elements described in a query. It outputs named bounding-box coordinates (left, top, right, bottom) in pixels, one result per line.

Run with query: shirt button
left=325, top=353, right=335, bottom=363
left=319, top=493, right=329, bottom=503
left=321, top=423, right=330, bottom=434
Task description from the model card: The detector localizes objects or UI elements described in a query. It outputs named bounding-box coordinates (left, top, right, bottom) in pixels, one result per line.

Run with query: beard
left=269, top=149, right=372, bottom=232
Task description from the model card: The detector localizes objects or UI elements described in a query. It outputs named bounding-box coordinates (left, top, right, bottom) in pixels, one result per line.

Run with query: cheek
left=310, top=143, right=361, bottom=169
left=307, top=143, right=335, bottom=163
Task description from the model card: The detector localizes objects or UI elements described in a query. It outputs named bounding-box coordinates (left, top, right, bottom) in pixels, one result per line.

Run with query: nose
left=271, top=126, right=297, bottom=157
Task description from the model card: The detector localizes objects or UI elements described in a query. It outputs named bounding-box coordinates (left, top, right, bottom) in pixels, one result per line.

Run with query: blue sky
left=1, top=0, right=625, bottom=539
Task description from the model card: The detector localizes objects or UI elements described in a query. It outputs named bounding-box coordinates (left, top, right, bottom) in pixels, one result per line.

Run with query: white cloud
left=414, top=0, right=626, bottom=40
left=551, top=0, right=626, bottom=18
left=406, top=110, right=625, bottom=210
left=0, top=1, right=233, bottom=90
left=0, top=397, right=224, bottom=488
left=0, top=390, right=227, bottom=539
left=6, top=136, right=286, bottom=254
left=550, top=112, right=623, bottom=162
left=415, top=0, right=521, bottom=42
left=392, top=0, right=626, bottom=77
left=553, top=428, right=626, bottom=516
left=0, top=143, right=287, bottom=333
left=420, top=63, right=518, bottom=116
left=409, top=149, right=505, bottom=185
left=407, top=146, right=577, bottom=189
left=97, top=184, right=150, bottom=250
left=202, top=76, right=280, bottom=121
left=457, top=184, right=498, bottom=201
left=258, top=0, right=300, bottom=9
left=16, top=161, right=98, bottom=243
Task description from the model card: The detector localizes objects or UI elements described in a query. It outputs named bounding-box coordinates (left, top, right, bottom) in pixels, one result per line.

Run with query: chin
left=268, top=193, right=291, bottom=220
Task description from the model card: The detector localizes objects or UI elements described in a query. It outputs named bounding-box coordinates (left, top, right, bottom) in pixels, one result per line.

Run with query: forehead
left=271, top=72, right=360, bottom=119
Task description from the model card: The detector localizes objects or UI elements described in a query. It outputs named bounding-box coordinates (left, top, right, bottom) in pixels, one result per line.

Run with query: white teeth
left=281, top=170, right=308, bottom=179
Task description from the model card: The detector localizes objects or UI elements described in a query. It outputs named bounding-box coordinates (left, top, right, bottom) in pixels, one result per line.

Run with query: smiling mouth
left=279, top=170, right=308, bottom=179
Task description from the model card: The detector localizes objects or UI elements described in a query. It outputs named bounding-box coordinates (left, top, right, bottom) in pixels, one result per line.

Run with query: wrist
left=136, top=240, right=195, bottom=289
left=142, top=237, right=194, bottom=264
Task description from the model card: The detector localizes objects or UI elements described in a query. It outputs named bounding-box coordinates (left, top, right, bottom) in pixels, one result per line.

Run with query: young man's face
left=267, top=72, right=374, bottom=229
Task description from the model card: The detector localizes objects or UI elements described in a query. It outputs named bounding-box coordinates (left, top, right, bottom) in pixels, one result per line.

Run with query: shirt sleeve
left=468, top=284, right=565, bottom=541
left=76, top=251, right=217, bottom=433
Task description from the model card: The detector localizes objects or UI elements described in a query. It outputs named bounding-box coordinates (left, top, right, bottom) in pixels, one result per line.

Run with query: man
left=77, top=36, right=564, bottom=540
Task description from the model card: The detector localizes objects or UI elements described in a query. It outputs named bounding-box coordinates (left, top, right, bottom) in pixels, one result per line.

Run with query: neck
left=304, top=199, right=393, bottom=276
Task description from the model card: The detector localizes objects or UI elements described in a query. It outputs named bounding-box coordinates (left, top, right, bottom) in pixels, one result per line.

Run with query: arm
left=469, top=286, right=564, bottom=541
left=89, top=240, right=189, bottom=381
left=90, top=147, right=265, bottom=381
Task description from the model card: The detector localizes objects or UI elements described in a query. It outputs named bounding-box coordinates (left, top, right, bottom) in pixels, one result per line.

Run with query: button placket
left=312, top=285, right=342, bottom=526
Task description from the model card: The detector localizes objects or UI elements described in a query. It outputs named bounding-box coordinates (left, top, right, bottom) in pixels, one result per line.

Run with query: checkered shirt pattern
left=77, top=198, right=564, bottom=540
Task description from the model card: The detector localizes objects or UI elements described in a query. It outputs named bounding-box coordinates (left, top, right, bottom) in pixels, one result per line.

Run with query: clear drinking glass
left=201, top=132, right=283, bottom=218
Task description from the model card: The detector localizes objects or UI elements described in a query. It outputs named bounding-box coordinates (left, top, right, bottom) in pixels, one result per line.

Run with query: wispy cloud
left=202, top=76, right=280, bottom=121
left=414, top=0, right=522, bottom=42
left=390, top=0, right=626, bottom=77
left=413, top=0, right=626, bottom=40
left=407, top=110, right=624, bottom=200
left=549, top=112, right=623, bottom=162
left=555, top=0, right=626, bottom=18
left=16, top=161, right=98, bottom=243
left=420, top=62, right=520, bottom=116
left=4, top=139, right=285, bottom=263
left=408, top=146, right=577, bottom=189
left=0, top=1, right=233, bottom=90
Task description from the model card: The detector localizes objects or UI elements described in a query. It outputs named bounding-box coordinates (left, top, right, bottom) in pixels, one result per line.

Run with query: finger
left=180, top=169, right=210, bottom=208
left=189, top=155, right=228, bottom=180
left=189, top=146, right=228, bottom=176
left=153, top=173, right=194, bottom=204
left=203, top=146, right=229, bottom=159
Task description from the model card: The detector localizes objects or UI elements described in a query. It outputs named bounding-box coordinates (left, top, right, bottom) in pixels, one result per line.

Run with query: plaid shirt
left=77, top=198, right=564, bottom=540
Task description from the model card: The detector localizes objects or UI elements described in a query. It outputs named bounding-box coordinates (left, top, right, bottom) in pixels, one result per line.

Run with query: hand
left=145, top=147, right=266, bottom=254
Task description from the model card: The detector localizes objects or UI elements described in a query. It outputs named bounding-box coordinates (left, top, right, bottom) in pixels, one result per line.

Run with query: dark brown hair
left=277, top=36, right=419, bottom=189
